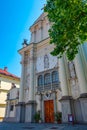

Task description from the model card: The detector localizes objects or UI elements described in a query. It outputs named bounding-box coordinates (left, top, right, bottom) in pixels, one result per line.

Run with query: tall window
left=44, top=54, right=49, bottom=69
left=52, top=71, right=58, bottom=83
left=10, top=105, right=14, bottom=111
left=38, top=75, right=43, bottom=86
left=44, top=73, right=50, bottom=85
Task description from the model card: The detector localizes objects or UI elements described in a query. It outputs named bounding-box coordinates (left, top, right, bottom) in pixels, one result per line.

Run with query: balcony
left=37, top=82, right=60, bottom=92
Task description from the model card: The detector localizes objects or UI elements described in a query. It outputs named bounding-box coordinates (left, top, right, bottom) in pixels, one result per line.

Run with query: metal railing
left=37, top=82, right=60, bottom=92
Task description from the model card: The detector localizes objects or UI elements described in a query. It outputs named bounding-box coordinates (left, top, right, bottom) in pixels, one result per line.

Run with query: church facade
left=17, top=13, right=62, bottom=123
left=5, top=13, right=87, bottom=123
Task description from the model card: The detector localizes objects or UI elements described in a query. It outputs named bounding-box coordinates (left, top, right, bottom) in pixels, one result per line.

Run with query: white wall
left=9, top=88, right=19, bottom=99
left=36, top=45, right=58, bottom=73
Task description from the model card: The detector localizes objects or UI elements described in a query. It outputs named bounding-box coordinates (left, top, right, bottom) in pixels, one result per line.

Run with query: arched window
left=38, top=75, right=43, bottom=86
left=52, top=71, right=58, bottom=83
left=44, top=73, right=50, bottom=85
left=44, top=54, right=49, bottom=69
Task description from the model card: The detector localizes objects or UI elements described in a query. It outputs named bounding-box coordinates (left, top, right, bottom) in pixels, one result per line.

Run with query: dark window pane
left=10, top=105, right=14, bottom=111
left=38, top=75, right=43, bottom=86
left=44, top=73, right=50, bottom=85
left=52, top=71, right=58, bottom=82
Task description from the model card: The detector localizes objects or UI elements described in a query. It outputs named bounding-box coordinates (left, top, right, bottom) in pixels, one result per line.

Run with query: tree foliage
left=44, top=0, right=87, bottom=60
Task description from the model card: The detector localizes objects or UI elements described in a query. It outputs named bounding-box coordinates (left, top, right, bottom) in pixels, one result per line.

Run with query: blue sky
left=0, top=0, right=46, bottom=77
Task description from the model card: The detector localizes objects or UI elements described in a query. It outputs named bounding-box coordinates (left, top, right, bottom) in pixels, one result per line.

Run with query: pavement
left=0, top=122, right=87, bottom=130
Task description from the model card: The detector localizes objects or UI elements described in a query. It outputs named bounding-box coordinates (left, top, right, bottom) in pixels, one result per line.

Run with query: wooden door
left=44, top=100, right=54, bottom=123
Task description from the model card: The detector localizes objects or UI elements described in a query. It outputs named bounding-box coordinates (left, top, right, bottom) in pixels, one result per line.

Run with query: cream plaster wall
left=0, top=76, right=20, bottom=120
left=0, top=80, right=19, bottom=104
left=0, top=92, right=7, bottom=104
left=0, top=78, right=19, bottom=90
left=1, top=81, right=11, bottom=90
left=0, top=107, right=5, bottom=117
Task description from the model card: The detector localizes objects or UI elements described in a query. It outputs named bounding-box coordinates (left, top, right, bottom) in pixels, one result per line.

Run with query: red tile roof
left=0, top=68, right=20, bottom=79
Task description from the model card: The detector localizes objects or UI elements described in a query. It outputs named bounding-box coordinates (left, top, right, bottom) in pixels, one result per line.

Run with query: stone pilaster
left=36, top=95, right=41, bottom=111
left=19, top=52, right=25, bottom=102
left=25, top=101, right=37, bottom=122
left=15, top=102, right=25, bottom=122
left=74, top=53, right=87, bottom=95
left=74, top=48, right=87, bottom=123
left=26, top=44, right=36, bottom=122
left=38, top=22, right=42, bottom=42
left=59, top=56, right=73, bottom=123
left=80, top=44, right=87, bottom=82
left=15, top=52, right=26, bottom=122
left=29, top=47, right=35, bottom=101
left=79, top=95, right=87, bottom=123
left=30, top=27, right=34, bottom=43
left=59, top=56, right=69, bottom=96
left=60, top=96, right=73, bottom=123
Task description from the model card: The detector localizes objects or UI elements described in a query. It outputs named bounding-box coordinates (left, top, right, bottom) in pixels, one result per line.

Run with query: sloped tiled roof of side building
left=0, top=67, right=20, bottom=79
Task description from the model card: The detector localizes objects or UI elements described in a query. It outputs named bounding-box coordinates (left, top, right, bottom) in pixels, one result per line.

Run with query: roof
left=33, top=13, right=44, bottom=25
left=30, top=12, right=47, bottom=28
left=0, top=68, right=20, bottom=79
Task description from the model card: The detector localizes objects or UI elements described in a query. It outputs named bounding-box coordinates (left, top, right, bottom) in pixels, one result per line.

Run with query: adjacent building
left=0, top=67, right=20, bottom=121
left=4, top=84, right=19, bottom=122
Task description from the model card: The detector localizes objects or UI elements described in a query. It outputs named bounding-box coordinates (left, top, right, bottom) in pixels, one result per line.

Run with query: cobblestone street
left=0, top=122, right=87, bottom=130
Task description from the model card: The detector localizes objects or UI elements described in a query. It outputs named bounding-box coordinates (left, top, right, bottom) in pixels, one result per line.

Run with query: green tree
left=44, top=0, right=87, bottom=60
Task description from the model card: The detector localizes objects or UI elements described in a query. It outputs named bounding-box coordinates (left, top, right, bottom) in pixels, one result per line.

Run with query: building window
left=10, top=105, right=14, bottom=111
left=38, top=75, right=43, bottom=86
left=44, top=73, right=50, bottom=85
left=44, top=54, right=49, bottom=69
left=52, top=71, right=58, bottom=83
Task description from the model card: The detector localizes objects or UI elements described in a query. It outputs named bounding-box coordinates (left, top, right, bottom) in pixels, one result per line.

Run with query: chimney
left=4, top=67, right=8, bottom=71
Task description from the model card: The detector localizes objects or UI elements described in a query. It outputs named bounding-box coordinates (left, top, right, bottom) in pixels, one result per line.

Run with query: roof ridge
left=30, top=12, right=45, bottom=28
left=0, top=68, right=20, bottom=79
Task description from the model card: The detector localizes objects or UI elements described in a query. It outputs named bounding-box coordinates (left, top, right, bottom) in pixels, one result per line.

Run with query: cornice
left=18, top=37, right=50, bottom=55
left=0, top=74, right=20, bottom=82
left=18, top=42, right=37, bottom=55
left=36, top=67, right=59, bottom=76
left=0, top=104, right=6, bottom=107
left=0, top=89, right=8, bottom=92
